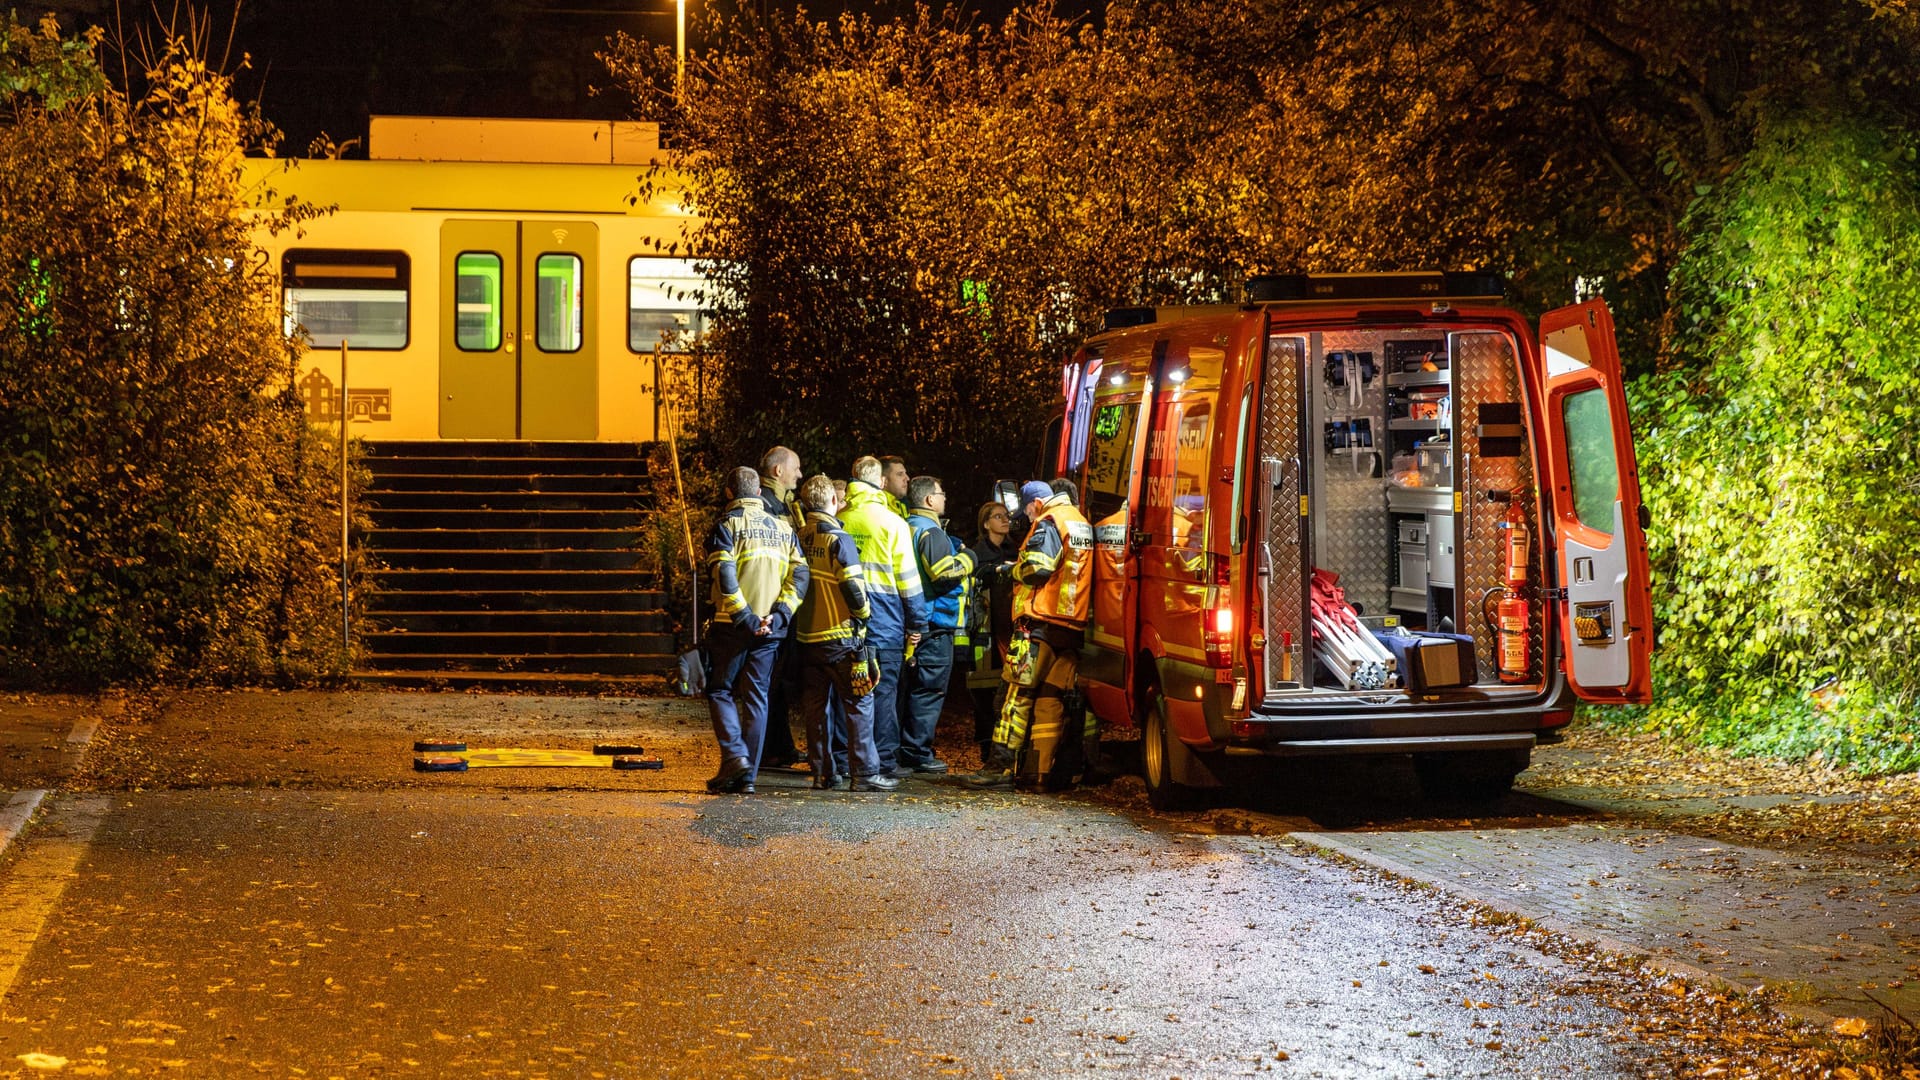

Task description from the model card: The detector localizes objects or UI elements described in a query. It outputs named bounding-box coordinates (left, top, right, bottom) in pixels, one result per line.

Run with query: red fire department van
left=1055, top=272, right=1651, bottom=807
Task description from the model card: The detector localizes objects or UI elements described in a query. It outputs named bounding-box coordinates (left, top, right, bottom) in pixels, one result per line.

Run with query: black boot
left=1076, top=736, right=1112, bottom=785
left=965, top=743, right=1017, bottom=788
left=706, top=756, right=751, bottom=794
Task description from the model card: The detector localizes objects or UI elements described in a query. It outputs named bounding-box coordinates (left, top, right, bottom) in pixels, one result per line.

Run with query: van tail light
left=1204, top=604, right=1235, bottom=667
left=1539, top=709, right=1573, bottom=729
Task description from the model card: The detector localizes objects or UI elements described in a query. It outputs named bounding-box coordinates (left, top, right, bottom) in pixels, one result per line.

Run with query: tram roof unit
left=238, top=116, right=688, bottom=218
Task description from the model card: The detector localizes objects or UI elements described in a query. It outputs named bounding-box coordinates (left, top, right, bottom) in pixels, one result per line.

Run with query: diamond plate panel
left=1260, top=335, right=1306, bottom=691
left=1453, top=330, right=1542, bottom=682
left=1312, top=331, right=1392, bottom=624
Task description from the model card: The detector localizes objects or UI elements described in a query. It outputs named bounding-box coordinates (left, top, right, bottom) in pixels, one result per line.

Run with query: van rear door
left=1536, top=300, right=1653, bottom=703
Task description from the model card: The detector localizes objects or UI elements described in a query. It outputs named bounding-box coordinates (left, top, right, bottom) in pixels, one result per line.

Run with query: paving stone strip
left=1294, top=823, right=1920, bottom=1022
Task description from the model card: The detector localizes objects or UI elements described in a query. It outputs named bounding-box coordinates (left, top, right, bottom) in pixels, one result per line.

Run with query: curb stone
left=1293, top=829, right=1838, bottom=1026
left=1210, top=808, right=1844, bottom=1029
left=0, top=696, right=115, bottom=863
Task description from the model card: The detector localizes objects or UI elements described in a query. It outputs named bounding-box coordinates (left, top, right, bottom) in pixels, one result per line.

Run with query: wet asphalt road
left=0, top=693, right=1662, bottom=1077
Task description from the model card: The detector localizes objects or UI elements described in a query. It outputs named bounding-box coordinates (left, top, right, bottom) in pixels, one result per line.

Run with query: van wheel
left=1142, top=697, right=1199, bottom=811
left=1413, top=750, right=1526, bottom=804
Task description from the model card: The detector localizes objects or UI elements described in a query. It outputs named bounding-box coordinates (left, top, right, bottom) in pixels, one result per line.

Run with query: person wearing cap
left=840, top=455, right=928, bottom=776
left=966, top=478, right=1093, bottom=788
left=703, top=466, right=808, bottom=796
left=792, top=474, right=897, bottom=792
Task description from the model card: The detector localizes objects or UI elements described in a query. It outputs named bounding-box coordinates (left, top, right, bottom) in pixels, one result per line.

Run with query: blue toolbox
left=1371, top=629, right=1477, bottom=693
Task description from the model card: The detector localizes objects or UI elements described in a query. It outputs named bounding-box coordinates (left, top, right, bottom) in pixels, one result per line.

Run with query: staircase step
left=352, top=670, right=672, bottom=691
left=368, top=508, right=646, bottom=529
left=365, top=631, right=676, bottom=656
left=362, top=653, right=678, bottom=675
left=354, top=440, right=671, bottom=680
left=363, top=440, right=648, bottom=460
left=365, top=491, right=645, bottom=512
left=371, top=549, right=651, bottom=572
left=367, top=528, right=641, bottom=551
left=370, top=610, right=672, bottom=633
left=369, top=473, right=649, bottom=494
left=365, top=456, right=649, bottom=478
left=372, top=569, right=654, bottom=591
left=366, top=589, right=666, bottom=613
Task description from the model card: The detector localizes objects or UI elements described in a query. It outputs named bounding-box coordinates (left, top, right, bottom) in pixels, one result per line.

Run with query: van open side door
left=1536, top=300, right=1653, bottom=704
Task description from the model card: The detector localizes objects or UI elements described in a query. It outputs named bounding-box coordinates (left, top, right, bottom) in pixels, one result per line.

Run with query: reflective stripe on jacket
left=706, top=497, right=807, bottom=634
left=1012, top=493, right=1093, bottom=630
left=906, top=508, right=976, bottom=637
left=795, top=511, right=872, bottom=644
left=838, top=480, right=927, bottom=645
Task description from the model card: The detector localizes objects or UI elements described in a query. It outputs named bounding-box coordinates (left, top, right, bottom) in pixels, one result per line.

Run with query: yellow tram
left=243, top=116, right=701, bottom=443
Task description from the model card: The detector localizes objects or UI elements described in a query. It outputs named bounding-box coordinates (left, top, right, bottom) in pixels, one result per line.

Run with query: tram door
left=439, top=219, right=599, bottom=440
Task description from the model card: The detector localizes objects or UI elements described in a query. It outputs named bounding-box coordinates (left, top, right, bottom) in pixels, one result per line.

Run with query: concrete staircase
left=357, top=441, right=675, bottom=685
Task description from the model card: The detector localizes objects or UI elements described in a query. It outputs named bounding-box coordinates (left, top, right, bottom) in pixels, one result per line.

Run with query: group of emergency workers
left=700, top=447, right=1097, bottom=796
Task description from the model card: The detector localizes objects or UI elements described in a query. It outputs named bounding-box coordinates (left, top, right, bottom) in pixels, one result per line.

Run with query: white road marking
left=0, top=794, right=112, bottom=1005
left=63, top=713, right=100, bottom=748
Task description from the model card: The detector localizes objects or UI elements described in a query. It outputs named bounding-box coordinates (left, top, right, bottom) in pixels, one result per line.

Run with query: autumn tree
left=0, top=15, right=345, bottom=686
left=602, top=6, right=1237, bottom=497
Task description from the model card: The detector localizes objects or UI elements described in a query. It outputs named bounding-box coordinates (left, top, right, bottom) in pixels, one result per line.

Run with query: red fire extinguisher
left=1486, top=492, right=1531, bottom=683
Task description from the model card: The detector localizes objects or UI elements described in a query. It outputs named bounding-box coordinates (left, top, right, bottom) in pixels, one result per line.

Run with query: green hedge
left=1620, top=113, right=1920, bottom=774
left=0, top=19, right=348, bottom=686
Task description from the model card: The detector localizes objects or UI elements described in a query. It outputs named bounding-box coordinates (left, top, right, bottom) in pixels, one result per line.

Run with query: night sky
left=28, top=0, right=1087, bottom=155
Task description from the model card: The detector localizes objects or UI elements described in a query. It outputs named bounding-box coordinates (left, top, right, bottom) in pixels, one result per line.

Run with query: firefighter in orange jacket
left=966, top=478, right=1094, bottom=788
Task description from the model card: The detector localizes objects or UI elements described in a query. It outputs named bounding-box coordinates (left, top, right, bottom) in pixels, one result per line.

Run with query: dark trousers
left=899, top=631, right=954, bottom=768
left=966, top=639, right=1006, bottom=747
left=705, top=625, right=781, bottom=780
left=758, top=635, right=802, bottom=764
left=801, top=642, right=881, bottom=780
left=870, top=646, right=906, bottom=772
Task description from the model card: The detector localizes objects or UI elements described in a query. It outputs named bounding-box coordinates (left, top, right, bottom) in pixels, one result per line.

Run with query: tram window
left=535, top=253, right=583, bottom=353
left=282, top=248, right=409, bottom=350
left=628, top=256, right=706, bottom=352
left=454, top=252, right=502, bottom=351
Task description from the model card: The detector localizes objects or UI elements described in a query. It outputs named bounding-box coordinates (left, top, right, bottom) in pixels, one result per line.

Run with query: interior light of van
left=1167, top=366, right=1189, bottom=383
left=1108, top=371, right=1126, bottom=386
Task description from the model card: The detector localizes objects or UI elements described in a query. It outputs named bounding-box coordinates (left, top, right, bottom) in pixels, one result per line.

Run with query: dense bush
left=1623, top=114, right=1920, bottom=773
left=0, top=17, right=348, bottom=686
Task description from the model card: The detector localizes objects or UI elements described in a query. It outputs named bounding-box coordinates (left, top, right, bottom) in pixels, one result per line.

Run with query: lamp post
left=675, top=0, right=686, bottom=106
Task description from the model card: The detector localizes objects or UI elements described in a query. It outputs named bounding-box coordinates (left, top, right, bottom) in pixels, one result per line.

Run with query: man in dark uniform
left=756, top=445, right=807, bottom=771
left=899, top=474, right=975, bottom=775
left=703, top=466, right=808, bottom=795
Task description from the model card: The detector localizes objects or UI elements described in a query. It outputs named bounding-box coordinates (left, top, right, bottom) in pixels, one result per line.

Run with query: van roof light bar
left=1246, top=271, right=1505, bottom=303
left=1103, top=307, right=1158, bottom=331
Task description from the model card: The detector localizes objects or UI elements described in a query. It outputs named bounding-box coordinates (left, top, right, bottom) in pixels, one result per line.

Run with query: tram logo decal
left=300, top=367, right=392, bottom=424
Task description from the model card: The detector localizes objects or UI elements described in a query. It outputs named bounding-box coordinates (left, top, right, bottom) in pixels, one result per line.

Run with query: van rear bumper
left=1219, top=686, right=1571, bottom=756
left=1221, top=730, right=1535, bottom=758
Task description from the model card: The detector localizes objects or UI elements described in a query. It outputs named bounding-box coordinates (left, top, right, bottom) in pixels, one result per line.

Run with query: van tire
left=1142, top=697, right=1199, bottom=811
left=1413, top=749, right=1526, bottom=804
